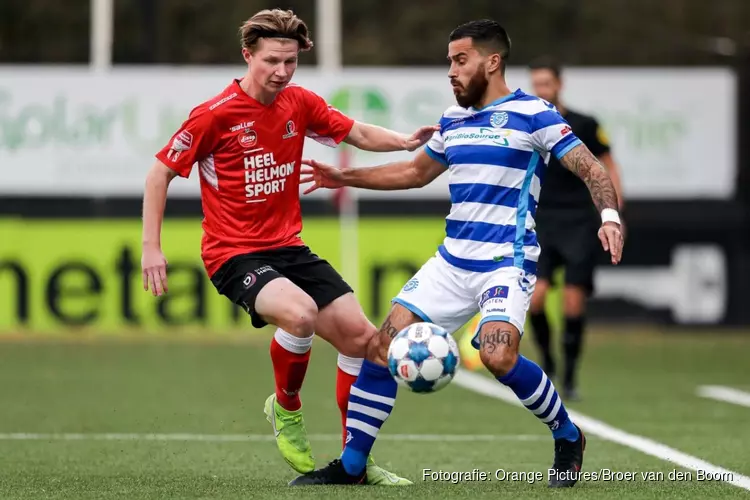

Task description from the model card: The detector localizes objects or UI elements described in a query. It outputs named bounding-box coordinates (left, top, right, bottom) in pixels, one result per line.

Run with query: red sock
left=336, top=367, right=358, bottom=448
left=270, top=336, right=311, bottom=411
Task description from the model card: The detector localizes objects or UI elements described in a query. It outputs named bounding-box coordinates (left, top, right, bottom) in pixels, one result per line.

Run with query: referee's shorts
left=535, top=211, right=604, bottom=295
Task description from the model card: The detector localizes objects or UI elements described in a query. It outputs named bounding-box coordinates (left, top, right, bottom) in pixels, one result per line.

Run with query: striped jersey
left=425, top=88, right=582, bottom=274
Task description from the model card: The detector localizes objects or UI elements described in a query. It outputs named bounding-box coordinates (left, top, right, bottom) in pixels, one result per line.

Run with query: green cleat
left=263, top=394, right=315, bottom=474
left=366, top=454, right=413, bottom=485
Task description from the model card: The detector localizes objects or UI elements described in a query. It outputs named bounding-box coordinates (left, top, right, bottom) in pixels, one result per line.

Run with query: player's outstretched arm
left=559, top=143, right=624, bottom=264
left=598, top=152, right=625, bottom=210
left=344, top=122, right=439, bottom=152
left=141, top=160, right=178, bottom=296
left=300, top=149, right=445, bottom=193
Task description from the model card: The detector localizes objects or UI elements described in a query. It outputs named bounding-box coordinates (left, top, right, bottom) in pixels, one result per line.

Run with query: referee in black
left=528, top=57, right=624, bottom=401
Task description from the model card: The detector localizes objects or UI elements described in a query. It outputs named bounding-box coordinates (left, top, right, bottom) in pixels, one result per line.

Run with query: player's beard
left=453, top=64, right=489, bottom=108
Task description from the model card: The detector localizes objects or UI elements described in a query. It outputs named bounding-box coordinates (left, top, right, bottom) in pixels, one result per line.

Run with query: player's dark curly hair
left=239, top=9, right=313, bottom=52
left=449, top=19, right=511, bottom=74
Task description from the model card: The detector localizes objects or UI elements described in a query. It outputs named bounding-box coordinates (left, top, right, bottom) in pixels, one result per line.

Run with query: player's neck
left=239, top=75, right=277, bottom=106
left=476, top=81, right=513, bottom=110
left=554, top=101, right=567, bottom=115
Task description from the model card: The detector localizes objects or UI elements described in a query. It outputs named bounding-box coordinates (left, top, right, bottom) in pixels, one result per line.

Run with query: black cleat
left=288, top=459, right=366, bottom=486
left=548, top=425, right=586, bottom=488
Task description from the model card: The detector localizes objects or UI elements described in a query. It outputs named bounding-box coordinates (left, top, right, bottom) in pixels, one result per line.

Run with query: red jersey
left=156, top=80, right=354, bottom=277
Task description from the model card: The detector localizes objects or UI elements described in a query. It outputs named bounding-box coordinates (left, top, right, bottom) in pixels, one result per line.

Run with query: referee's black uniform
left=535, top=109, right=609, bottom=292
left=531, top=108, right=610, bottom=397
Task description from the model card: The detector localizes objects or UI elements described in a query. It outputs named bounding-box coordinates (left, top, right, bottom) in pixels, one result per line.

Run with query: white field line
left=453, top=369, right=750, bottom=491
left=697, top=385, right=750, bottom=409
left=0, top=432, right=545, bottom=443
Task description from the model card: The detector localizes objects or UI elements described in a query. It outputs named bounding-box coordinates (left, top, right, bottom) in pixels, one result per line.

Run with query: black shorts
left=535, top=212, right=603, bottom=294
left=209, top=246, right=352, bottom=328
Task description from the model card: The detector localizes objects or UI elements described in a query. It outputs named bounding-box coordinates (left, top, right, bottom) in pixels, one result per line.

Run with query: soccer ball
left=387, top=322, right=460, bottom=393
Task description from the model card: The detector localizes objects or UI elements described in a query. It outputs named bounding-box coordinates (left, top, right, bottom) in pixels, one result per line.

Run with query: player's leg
left=316, top=293, right=420, bottom=486
left=311, top=292, right=413, bottom=485
left=558, top=218, right=600, bottom=400
left=335, top=258, right=473, bottom=483
left=335, top=352, right=362, bottom=446
left=305, top=291, right=371, bottom=441
left=212, top=257, right=318, bottom=413
left=473, top=268, right=585, bottom=488
left=275, top=247, right=373, bottom=442
left=255, top=278, right=317, bottom=412
left=529, top=237, right=562, bottom=378
left=560, top=285, right=587, bottom=400
left=289, top=255, right=474, bottom=485
left=331, top=353, right=412, bottom=484
left=287, top=303, right=421, bottom=486
left=529, top=278, right=554, bottom=376
left=280, top=247, right=412, bottom=484
left=210, top=253, right=317, bottom=474
left=336, top=304, right=420, bottom=480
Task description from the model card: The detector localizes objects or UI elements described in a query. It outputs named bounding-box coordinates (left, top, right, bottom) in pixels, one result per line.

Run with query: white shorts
left=392, top=253, right=536, bottom=349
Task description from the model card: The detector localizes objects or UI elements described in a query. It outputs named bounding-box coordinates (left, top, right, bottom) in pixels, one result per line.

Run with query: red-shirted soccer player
left=141, top=9, right=435, bottom=485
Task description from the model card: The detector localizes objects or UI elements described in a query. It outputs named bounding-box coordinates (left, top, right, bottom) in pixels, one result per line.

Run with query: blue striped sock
left=498, top=355, right=579, bottom=441
left=340, top=360, right=397, bottom=476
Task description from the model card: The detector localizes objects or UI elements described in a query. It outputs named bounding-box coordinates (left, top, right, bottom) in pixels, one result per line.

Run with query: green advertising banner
left=0, top=67, right=737, bottom=199
left=0, top=218, right=448, bottom=334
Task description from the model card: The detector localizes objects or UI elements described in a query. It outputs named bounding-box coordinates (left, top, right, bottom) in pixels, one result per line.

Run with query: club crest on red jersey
left=283, top=120, right=298, bottom=139
left=238, top=130, right=258, bottom=148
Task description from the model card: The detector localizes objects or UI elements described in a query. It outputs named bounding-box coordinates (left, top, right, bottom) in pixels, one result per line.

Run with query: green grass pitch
left=0, top=326, right=749, bottom=499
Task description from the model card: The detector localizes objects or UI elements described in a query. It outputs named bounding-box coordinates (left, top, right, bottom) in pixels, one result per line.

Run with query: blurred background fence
left=1, top=0, right=750, bottom=333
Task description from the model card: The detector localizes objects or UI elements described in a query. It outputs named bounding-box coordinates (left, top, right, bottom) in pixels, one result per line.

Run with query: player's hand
left=300, top=158, right=346, bottom=194
left=598, top=221, right=624, bottom=265
left=404, top=125, right=440, bottom=152
left=141, top=245, right=169, bottom=296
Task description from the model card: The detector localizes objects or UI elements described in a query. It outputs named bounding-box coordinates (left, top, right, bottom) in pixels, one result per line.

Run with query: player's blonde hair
left=239, top=9, right=313, bottom=52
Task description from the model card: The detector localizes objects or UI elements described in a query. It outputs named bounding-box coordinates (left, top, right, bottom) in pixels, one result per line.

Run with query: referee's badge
left=490, top=111, right=509, bottom=128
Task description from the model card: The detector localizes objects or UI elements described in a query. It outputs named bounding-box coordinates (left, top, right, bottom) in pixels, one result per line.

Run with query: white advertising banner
left=0, top=66, right=736, bottom=199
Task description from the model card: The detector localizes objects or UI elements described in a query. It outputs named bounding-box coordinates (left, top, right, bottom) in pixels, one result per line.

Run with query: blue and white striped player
left=293, top=19, right=624, bottom=488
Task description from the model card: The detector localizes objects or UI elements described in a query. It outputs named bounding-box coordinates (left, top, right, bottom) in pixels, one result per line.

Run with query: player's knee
left=563, top=286, right=587, bottom=317
left=354, top=324, right=377, bottom=355
left=340, top=321, right=376, bottom=358
left=281, top=299, right=318, bottom=337
left=530, top=295, right=545, bottom=314
left=480, top=348, right=518, bottom=378
left=530, top=286, right=548, bottom=314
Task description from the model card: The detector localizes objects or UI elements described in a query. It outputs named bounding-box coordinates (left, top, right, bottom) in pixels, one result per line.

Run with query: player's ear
left=487, top=53, right=501, bottom=74
left=242, top=47, right=252, bottom=64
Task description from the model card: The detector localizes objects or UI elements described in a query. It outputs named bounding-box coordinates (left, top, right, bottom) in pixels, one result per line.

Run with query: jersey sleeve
left=303, top=89, right=355, bottom=147
left=424, top=128, right=448, bottom=166
left=585, top=117, right=611, bottom=157
left=530, top=108, right=582, bottom=160
left=155, top=106, right=218, bottom=178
